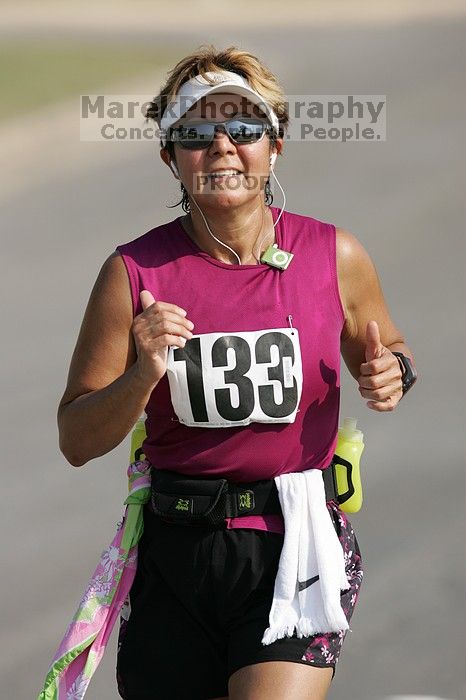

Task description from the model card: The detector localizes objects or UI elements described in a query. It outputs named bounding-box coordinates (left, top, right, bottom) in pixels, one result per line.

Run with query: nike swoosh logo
left=298, top=575, right=320, bottom=592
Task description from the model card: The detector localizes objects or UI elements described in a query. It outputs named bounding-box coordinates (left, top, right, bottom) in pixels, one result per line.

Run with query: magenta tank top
left=116, top=206, right=345, bottom=532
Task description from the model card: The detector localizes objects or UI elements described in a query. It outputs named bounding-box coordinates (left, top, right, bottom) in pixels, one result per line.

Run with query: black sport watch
left=392, top=351, right=418, bottom=396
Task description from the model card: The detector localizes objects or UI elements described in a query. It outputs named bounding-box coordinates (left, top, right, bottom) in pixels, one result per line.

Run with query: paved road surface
left=1, top=18, right=465, bottom=700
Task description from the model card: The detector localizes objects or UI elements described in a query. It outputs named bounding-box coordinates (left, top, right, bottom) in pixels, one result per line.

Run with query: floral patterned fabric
left=37, top=460, right=151, bottom=700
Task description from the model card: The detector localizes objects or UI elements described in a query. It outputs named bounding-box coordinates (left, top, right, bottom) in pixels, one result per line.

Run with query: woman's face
left=162, top=92, right=282, bottom=211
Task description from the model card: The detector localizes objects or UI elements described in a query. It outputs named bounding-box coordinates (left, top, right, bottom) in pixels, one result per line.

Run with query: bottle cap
left=340, top=417, right=364, bottom=442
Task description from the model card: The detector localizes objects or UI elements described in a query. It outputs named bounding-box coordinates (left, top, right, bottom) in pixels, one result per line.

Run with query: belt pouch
left=151, top=469, right=228, bottom=526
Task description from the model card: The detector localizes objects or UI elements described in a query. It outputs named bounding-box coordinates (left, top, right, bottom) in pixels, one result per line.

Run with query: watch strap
left=392, top=351, right=417, bottom=396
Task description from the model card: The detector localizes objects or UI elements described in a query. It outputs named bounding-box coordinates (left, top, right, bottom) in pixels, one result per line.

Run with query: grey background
left=1, top=14, right=465, bottom=700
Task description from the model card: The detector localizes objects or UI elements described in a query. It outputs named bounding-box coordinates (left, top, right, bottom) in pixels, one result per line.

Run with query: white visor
left=159, top=70, right=279, bottom=147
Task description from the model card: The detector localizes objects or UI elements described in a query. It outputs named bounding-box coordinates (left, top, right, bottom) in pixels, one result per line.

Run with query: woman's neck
left=181, top=201, right=275, bottom=265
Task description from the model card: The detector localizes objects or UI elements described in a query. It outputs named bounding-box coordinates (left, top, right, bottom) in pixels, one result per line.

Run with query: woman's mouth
left=206, top=170, right=243, bottom=180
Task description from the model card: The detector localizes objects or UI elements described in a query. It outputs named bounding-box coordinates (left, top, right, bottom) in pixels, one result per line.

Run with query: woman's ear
left=160, top=147, right=171, bottom=167
left=160, top=148, right=180, bottom=179
left=269, top=137, right=283, bottom=169
left=274, top=137, right=284, bottom=157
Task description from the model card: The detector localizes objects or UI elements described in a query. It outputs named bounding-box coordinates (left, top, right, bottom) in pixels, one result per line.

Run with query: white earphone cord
left=189, top=167, right=286, bottom=265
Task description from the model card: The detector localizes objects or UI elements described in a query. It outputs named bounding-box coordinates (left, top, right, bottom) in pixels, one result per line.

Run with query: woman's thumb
left=365, top=320, right=384, bottom=361
left=140, top=290, right=156, bottom=310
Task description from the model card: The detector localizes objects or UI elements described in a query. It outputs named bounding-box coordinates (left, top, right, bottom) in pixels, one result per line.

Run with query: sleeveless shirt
left=116, top=206, right=345, bottom=530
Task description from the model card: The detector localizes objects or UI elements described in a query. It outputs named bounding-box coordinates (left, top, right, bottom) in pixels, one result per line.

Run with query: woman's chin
left=192, top=189, right=262, bottom=210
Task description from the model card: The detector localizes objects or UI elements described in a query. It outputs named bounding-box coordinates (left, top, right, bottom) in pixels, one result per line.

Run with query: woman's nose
left=208, top=127, right=236, bottom=154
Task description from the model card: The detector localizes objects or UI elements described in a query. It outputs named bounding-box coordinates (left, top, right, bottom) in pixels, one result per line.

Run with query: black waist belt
left=150, top=464, right=338, bottom=528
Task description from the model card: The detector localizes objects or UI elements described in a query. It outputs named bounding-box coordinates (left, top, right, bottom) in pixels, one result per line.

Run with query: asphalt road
left=1, top=17, right=465, bottom=700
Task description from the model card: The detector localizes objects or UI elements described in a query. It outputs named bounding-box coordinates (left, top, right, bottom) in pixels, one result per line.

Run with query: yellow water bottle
left=130, top=417, right=147, bottom=463
left=333, top=417, right=365, bottom=513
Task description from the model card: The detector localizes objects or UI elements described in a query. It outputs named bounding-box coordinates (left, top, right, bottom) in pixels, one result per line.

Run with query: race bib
left=167, top=328, right=303, bottom=428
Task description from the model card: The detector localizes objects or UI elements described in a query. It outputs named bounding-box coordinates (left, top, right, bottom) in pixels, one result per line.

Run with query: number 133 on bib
left=167, top=327, right=303, bottom=428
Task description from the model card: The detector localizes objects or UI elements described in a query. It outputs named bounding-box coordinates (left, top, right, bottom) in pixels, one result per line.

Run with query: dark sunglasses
left=168, top=117, right=273, bottom=150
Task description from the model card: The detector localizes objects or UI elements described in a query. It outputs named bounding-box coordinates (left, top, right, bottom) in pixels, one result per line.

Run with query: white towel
left=261, top=469, right=351, bottom=645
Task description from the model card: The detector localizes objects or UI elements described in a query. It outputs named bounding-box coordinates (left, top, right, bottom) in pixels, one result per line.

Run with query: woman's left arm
left=336, top=227, right=418, bottom=412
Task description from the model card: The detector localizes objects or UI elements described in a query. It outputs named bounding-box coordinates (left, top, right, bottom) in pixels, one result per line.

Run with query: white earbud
left=169, top=160, right=180, bottom=179
left=270, top=152, right=277, bottom=169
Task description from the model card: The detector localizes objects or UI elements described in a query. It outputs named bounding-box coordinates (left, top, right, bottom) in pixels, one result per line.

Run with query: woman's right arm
left=58, top=251, right=193, bottom=467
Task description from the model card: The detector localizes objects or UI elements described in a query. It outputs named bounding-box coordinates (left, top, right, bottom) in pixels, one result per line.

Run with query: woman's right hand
left=132, top=290, right=194, bottom=387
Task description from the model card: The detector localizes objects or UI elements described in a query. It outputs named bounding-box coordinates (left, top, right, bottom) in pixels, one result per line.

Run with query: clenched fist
left=132, top=290, right=194, bottom=387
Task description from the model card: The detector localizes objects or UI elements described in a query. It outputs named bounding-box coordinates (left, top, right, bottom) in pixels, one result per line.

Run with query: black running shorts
left=116, top=501, right=363, bottom=700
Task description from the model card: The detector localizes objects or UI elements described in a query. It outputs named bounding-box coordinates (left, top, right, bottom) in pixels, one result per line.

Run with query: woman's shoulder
left=334, top=227, right=373, bottom=277
left=116, top=217, right=180, bottom=255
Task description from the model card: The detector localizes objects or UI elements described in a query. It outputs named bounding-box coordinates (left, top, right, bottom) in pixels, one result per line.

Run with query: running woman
left=57, top=45, right=417, bottom=700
